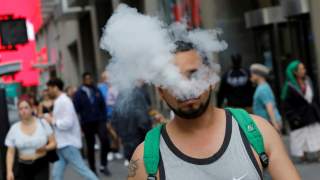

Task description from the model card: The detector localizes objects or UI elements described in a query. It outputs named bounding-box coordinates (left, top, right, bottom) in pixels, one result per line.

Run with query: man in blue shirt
left=250, top=64, right=282, bottom=132
left=98, top=71, right=122, bottom=161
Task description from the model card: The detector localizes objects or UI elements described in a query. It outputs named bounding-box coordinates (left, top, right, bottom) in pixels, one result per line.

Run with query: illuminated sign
left=0, top=0, right=42, bottom=86
left=0, top=18, right=28, bottom=46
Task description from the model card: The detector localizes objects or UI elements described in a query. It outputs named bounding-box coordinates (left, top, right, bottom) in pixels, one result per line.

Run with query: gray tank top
left=159, top=110, right=263, bottom=180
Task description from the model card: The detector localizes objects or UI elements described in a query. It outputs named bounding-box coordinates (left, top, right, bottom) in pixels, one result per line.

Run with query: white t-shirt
left=107, top=86, right=119, bottom=106
left=5, top=119, right=53, bottom=156
left=52, top=93, right=82, bottom=149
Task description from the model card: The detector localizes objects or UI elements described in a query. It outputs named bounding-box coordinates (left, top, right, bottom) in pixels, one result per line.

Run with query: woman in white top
left=5, top=98, right=56, bottom=180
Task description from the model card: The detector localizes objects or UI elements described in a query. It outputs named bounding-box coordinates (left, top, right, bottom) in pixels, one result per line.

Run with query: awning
left=244, top=6, right=286, bottom=29
left=32, top=62, right=55, bottom=70
left=0, top=61, right=22, bottom=76
left=281, top=0, right=310, bottom=17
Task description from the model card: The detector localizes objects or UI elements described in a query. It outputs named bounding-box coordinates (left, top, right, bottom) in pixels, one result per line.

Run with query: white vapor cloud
left=100, top=4, right=227, bottom=101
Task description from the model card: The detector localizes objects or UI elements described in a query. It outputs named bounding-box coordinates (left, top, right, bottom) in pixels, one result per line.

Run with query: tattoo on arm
left=128, top=159, right=139, bottom=178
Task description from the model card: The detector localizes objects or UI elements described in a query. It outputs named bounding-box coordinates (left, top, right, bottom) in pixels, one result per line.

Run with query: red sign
left=0, top=0, right=42, bottom=86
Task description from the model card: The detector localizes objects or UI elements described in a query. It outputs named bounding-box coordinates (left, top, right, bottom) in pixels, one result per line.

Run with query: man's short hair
left=174, top=41, right=195, bottom=53
left=47, top=78, right=64, bottom=91
left=174, top=40, right=210, bottom=66
left=82, top=72, right=92, bottom=80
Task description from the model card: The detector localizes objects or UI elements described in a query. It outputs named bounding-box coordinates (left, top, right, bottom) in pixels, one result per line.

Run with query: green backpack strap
left=225, top=107, right=269, bottom=168
left=143, top=124, right=164, bottom=180
left=143, top=108, right=269, bottom=179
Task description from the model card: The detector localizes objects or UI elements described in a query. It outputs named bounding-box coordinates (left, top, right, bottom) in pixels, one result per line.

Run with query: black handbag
left=39, top=119, right=59, bottom=163
left=45, top=149, right=59, bottom=163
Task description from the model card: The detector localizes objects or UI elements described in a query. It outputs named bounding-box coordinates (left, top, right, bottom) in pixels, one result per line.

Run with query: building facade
left=36, top=0, right=320, bottom=109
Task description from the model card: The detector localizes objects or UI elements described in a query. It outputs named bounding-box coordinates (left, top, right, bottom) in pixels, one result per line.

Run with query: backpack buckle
left=147, top=175, right=157, bottom=180
left=259, top=153, right=269, bottom=168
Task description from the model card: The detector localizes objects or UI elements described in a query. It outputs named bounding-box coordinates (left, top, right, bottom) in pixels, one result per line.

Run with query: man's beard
left=166, top=92, right=212, bottom=119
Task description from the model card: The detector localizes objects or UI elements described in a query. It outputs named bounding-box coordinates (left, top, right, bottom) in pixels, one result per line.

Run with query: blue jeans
left=52, top=146, right=98, bottom=180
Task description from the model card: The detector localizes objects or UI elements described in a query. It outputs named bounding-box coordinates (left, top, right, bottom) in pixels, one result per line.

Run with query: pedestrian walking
left=98, top=71, right=122, bottom=162
left=112, top=84, right=152, bottom=165
left=38, top=89, right=54, bottom=118
left=5, top=98, right=56, bottom=180
left=281, top=60, right=320, bottom=161
left=217, top=54, right=255, bottom=111
left=20, top=93, right=39, bottom=117
left=46, top=78, right=98, bottom=180
left=73, top=72, right=111, bottom=176
left=65, top=85, right=77, bottom=99
left=250, top=64, right=282, bottom=132
left=98, top=71, right=119, bottom=125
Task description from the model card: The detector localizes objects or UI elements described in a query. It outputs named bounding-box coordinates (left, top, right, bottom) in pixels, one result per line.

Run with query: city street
left=295, top=163, right=320, bottom=180
left=2, top=1, right=320, bottom=180
left=63, top=159, right=127, bottom=180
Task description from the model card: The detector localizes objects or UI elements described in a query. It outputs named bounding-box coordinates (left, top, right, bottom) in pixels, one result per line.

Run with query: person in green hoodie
left=282, top=60, right=320, bottom=161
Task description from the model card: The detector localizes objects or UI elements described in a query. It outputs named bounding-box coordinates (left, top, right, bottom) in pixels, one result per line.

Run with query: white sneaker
left=108, top=153, right=114, bottom=161
left=115, top=153, right=123, bottom=160
left=124, top=160, right=129, bottom=167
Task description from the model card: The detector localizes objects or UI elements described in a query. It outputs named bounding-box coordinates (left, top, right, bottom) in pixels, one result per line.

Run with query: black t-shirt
left=217, top=68, right=255, bottom=108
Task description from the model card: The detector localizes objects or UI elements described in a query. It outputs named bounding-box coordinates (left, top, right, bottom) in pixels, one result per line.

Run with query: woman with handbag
left=282, top=60, right=320, bottom=162
left=5, top=98, right=56, bottom=180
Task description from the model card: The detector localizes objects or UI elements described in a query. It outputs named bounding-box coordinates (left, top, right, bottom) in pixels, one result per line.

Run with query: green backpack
left=143, top=108, right=269, bottom=180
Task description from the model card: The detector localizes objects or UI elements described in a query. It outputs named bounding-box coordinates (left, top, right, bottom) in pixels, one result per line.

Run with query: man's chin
left=172, top=102, right=210, bottom=119
left=180, top=110, right=201, bottom=116
left=180, top=106, right=200, bottom=113
left=174, top=108, right=206, bottom=119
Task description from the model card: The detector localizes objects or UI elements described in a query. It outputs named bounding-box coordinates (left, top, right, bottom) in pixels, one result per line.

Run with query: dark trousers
left=81, top=121, right=110, bottom=172
left=0, top=147, right=6, bottom=180
left=16, top=156, right=49, bottom=180
left=123, top=137, right=144, bottom=161
left=123, top=143, right=137, bottom=161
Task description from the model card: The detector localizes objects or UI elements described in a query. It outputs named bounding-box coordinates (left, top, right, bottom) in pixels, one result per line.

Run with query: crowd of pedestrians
left=218, top=59, right=320, bottom=163
left=4, top=59, right=320, bottom=180
left=3, top=70, right=153, bottom=180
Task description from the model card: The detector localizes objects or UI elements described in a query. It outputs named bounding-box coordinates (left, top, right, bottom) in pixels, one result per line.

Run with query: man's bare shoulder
left=250, top=115, right=279, bottom=151
left=127, top=142, right=150, bottom=180
left=250, top=115, right=301, bottom=179
left=250, top=114, right=275, bottom=133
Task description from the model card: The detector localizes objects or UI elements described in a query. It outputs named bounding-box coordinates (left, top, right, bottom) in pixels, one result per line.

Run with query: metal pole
left=310, top=0, right=320, bottom=97
left=272, top=24, right=283, bottom=104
